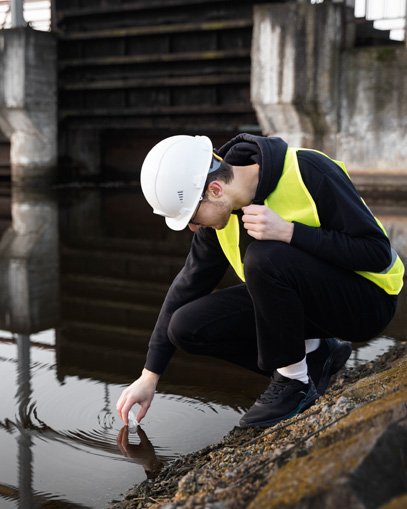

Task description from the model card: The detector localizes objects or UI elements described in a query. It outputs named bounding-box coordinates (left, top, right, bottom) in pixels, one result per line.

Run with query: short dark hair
left=203, top=160, right=233, bottom=194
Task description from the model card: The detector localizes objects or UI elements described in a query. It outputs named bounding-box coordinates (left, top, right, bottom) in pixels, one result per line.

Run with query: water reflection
left=117, top=427, right=163, bottom=479
left=0, top=187, right=60, bottom=509
left=0, top=186, right=245, bottom=509
left=0, top=187, right=59, bottom=333
left=0, top=185, right=405, bottom=509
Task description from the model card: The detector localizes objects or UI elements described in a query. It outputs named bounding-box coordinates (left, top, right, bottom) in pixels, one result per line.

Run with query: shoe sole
left=239, top=385, right=319, bottom=429
left=316, top=340, right=352, bottom=395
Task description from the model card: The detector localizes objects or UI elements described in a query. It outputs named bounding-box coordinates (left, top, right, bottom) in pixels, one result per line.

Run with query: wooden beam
left=60, top=74, right=250, bottom=91
left=59, top=49, right=250, bottom=69
left=59, top=19, right=252, bottom=41
left=60, top=103, right=254, bottom=119
left=60, top=119, right=254, bottom=132
left=56, top=0, right=229, bottom=22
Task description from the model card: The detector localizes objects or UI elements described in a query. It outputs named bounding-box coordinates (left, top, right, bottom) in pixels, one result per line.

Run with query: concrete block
left=251, top=2, right=344, bottom=152
left=0, top=27, right=57, bottom=185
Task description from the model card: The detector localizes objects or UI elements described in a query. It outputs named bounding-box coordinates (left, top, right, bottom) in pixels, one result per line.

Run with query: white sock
left=305, top=338, right=321, bottom=354
left=277, top=356, right=309, bottom=384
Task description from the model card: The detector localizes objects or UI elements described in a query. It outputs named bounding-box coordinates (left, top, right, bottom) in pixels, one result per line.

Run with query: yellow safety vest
left=216, top=147, right=404, bottom=295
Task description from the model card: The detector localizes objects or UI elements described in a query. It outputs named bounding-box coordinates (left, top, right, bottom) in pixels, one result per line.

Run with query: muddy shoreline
left=108, top=341, right=407, bottom=509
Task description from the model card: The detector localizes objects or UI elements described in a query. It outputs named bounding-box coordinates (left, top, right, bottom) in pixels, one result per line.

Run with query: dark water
left=0, top=186, right=405, bottom=508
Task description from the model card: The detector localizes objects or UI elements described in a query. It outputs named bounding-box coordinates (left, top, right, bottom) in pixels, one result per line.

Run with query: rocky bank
left=109, top=342, right=407, bottom=509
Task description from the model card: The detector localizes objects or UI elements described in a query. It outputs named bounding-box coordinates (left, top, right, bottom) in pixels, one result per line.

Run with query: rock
left=249, top=355, right=407, bottom=509
left=107, top=344, right=407, bottom=509
left=380, top=494, right=407, bottom=509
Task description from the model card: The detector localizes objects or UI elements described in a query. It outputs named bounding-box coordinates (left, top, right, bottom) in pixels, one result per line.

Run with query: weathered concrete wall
left=251, top=2, right=407, bottom=173
left=338, top=46, right=407, bottom=171
left=0, top=27, right=57, bottom=185
left=251, top=2, right=344, bottom=155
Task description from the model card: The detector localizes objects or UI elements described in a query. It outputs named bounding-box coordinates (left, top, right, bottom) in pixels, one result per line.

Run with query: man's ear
left=206, top=181, right=223, bottom=198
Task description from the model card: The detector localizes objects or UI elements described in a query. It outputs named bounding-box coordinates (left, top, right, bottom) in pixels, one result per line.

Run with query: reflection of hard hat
left=141, top=135, right=220, bottom=231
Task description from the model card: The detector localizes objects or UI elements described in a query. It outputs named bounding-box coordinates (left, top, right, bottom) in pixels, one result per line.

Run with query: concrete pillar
left=251, top=1, right=347, bottom=153
left=0, top=27, right=57, bottom=185
left=405, top=0, right=407, bottom=49
left=11, top=0, right=25, bottom=28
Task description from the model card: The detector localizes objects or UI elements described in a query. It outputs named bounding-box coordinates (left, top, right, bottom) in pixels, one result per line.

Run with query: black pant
left=167, top=241, right=397, bottom=375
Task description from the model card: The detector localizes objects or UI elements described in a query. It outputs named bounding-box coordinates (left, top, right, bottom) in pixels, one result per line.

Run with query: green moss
left=249, top=389, right=407, bottom=509
left=374, top=46, right=398, bottom=63
left=342, top=356, right=407, bottom=402
left=380, top=494, right=407, bottom=509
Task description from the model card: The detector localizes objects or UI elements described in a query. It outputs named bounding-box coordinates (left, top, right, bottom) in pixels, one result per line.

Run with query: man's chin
left=214, top=223, right=228, bottom=231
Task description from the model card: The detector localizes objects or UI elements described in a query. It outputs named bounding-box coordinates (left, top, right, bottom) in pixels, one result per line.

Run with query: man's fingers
left=121, top=400, right=135, bottom=425
left=242, top=205, right=267, bottom=225
left=136, top=402, right=150, bottom=423
left=246, top=229, right=262, bottom=240
left=116, top=390, right=127, bottom=412
left=242, top=204, right=263, bottom=214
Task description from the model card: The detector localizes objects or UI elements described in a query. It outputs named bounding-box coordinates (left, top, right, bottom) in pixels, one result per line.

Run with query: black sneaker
left=307, top=338, right=352, bottom=395
left=239, top=372, right=318, bottom=428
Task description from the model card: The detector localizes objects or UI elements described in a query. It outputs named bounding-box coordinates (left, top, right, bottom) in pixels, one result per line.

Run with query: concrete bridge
left=0, top=0, right=406, bottom=185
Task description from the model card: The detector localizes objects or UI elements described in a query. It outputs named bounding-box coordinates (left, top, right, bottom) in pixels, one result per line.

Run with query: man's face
left=188, top=196, right=231, bottom=232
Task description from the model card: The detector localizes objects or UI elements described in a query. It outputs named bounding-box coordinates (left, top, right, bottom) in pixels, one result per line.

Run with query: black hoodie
left=144, top=135, right=392, bottom=374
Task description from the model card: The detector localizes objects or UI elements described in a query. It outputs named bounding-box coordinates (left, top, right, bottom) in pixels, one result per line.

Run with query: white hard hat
left=140, top=135, right=219, bottom=231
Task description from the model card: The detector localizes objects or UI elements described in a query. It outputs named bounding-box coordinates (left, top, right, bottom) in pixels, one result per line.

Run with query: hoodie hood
left=216, top=134, right=288, bottom=204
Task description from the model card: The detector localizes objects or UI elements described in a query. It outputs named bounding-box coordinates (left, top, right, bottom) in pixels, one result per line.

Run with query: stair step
left=60, top=103, right=253, bottom=120
left=60, top=73, right=250, bottom=91
left=57, top=0, right=230, bottom=22
left=59, top=48, right=250, bottom=69
left=61, top=18, right=251, bottom=40
left=355, top=19, right=400, bottom=45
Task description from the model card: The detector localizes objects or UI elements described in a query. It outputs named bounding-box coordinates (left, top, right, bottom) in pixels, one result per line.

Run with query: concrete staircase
left=55, top=0, right=267, bottom=178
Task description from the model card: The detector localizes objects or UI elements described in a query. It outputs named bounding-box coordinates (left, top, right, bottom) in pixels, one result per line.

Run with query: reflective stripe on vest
left=216, top=147, right=404, bottom=295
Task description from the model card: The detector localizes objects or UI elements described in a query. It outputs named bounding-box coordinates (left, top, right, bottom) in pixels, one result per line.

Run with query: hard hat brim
left=165, top=215, right=192, bottom=231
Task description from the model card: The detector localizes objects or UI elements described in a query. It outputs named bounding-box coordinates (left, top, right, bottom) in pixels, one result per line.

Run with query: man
left=117, top=134, right=403, bottom=428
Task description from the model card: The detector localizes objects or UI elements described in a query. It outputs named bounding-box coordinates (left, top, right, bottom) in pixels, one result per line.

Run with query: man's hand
left=116, top=369, right=160, bottom=425
left=242, top=205, right=294, bottom=243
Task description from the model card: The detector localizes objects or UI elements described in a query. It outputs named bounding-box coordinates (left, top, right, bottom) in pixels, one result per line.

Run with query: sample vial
left=128, top=409, right=139, bottom=432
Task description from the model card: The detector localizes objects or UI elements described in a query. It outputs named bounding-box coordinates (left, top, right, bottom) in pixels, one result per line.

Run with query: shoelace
left=257, top=377, right=290, bottom=404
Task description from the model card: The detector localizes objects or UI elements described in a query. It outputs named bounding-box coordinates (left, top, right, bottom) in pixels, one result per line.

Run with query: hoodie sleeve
left=290, top=151, right=392, bottom=272
left=144, top=227, right=229, bottom=374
